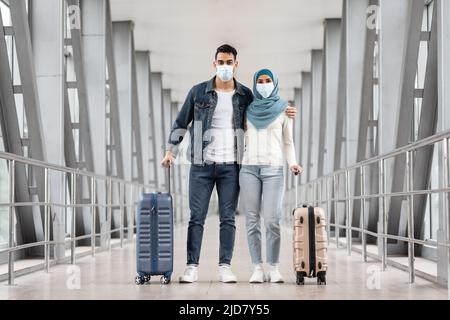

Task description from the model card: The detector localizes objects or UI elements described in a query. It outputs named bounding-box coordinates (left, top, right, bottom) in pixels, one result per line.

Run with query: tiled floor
left=0, top=215, right=448, bottom=300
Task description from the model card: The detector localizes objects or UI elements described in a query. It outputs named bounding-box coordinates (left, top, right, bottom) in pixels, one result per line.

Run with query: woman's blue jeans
left=239, top=165, right=284, bottom=265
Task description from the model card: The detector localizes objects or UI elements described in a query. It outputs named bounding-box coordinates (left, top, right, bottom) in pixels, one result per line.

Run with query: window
left=0, top=160, right=10, bottom=249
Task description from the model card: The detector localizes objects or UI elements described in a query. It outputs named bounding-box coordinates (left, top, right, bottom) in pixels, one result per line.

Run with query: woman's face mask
left=256, top=82, right=275, bottom=99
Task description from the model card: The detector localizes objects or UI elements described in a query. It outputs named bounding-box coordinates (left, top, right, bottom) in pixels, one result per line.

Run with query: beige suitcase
left=293, top=204, right=328, bottom=285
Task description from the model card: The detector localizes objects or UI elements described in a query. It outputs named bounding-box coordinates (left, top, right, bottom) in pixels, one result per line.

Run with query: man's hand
left=285, top=104, right=297, bottom=119
left=161, top=151, right=174, bottom=168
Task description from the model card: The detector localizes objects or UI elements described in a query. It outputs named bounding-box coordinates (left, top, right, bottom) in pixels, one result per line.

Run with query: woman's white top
left=241, top=113, right=297, bottom=167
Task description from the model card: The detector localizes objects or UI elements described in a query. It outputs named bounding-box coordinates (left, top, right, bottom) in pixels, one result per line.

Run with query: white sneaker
left=179, top=265, right=198, bottom=283
left=267, top=265, right=284, bottom=283
left=218, top=265, right=237, bottom=283
left=249, top=264, right=265, bottom=283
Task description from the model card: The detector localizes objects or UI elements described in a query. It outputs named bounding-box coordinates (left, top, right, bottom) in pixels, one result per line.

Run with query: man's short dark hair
left=215, top=44, right=238, bottom=60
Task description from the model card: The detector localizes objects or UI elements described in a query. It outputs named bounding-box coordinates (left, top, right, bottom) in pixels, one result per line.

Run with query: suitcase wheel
left=160, top=275, right=171, bottom=285
left=296, top=272, right=306, bottom=285
left=317, top=272, right=327, bottom=285
left=135, top=275, right=145, bottom=285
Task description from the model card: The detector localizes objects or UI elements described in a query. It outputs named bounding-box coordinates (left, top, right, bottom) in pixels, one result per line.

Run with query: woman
left=240, top=69, right=303, bottom=283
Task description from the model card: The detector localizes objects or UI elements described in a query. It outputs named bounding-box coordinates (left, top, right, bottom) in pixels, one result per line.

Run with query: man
left=161, top=44, right=296, bottom=283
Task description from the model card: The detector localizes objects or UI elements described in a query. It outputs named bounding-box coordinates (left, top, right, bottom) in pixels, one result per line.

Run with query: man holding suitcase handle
left=161, top=45, right=297, bottom=283
left=135, top=162, right=174, bottom=285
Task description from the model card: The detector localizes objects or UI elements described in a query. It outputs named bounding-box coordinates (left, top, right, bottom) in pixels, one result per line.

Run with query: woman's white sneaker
left=249, top=264, right=265, bottom=283
left=218, top=265, right=237, bottom=283
left=179, top=265, right=198, bottom=283
left=267, top=265, right=284, bottom=283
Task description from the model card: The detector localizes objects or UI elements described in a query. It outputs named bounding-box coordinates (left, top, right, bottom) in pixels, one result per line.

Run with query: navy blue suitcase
left=135, top=169, right=173, bottom=285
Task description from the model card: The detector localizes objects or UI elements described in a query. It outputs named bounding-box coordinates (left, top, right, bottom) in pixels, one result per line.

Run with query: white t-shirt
left=204, top=90, right=237, bottom=163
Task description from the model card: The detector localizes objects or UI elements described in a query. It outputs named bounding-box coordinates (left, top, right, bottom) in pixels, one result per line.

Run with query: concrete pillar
left=309, top=50, right=323, bottom=182
left=31, top=0, right=65, bottom=258
left=322, top=19, right=342, bottom=176
left=301, top=72, right=311, bottom=185
left=344, top=0, right=367, bottom=168
left=112, top=21, right=133, bottom=181
left=136, top=51, right=152, bottom=186
left=81, top=0, right=107, bottom=247
left=379, top=0, right=410, bottom=155
left=436, top=0, right=450, bottom=288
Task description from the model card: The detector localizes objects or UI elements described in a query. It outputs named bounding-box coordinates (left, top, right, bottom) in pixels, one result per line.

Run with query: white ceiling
left=110, top=0, right=342, bottom=102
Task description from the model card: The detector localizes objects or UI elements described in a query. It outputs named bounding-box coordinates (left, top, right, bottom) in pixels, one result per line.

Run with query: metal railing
left=0, top=150, right=190, bottom=286
left=285, top=129, right=450, bottom=288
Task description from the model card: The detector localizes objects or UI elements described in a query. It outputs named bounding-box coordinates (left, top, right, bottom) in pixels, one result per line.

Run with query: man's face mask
left=256, top=82, right=275, bottom=99
left=216, top=65, right=234, bottom=82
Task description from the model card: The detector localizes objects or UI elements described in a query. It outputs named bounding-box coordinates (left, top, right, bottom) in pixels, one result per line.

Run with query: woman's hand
left=290, top=165, right=303, bottom=175
left=285, top=104, right=297, bottom=119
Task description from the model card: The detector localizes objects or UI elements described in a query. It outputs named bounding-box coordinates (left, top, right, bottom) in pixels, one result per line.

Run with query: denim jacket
left=166, top=77, right=254, bottom=165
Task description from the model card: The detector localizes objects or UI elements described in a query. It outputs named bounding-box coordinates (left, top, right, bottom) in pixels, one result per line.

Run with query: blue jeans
left=239, top=165, right=284, bottom=265
left=187, top=163, right=240, bottom=266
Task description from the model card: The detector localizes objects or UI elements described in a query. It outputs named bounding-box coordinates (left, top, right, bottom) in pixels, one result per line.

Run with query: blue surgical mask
left=216, top=65, right=234, bottom=82
left=256, top=83, right=275, bottom=99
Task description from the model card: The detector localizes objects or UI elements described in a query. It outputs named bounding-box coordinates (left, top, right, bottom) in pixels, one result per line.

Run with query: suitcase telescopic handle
left=166, top=161, right=171, bottom=194
left=294, top=172, right=299, bottom=209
